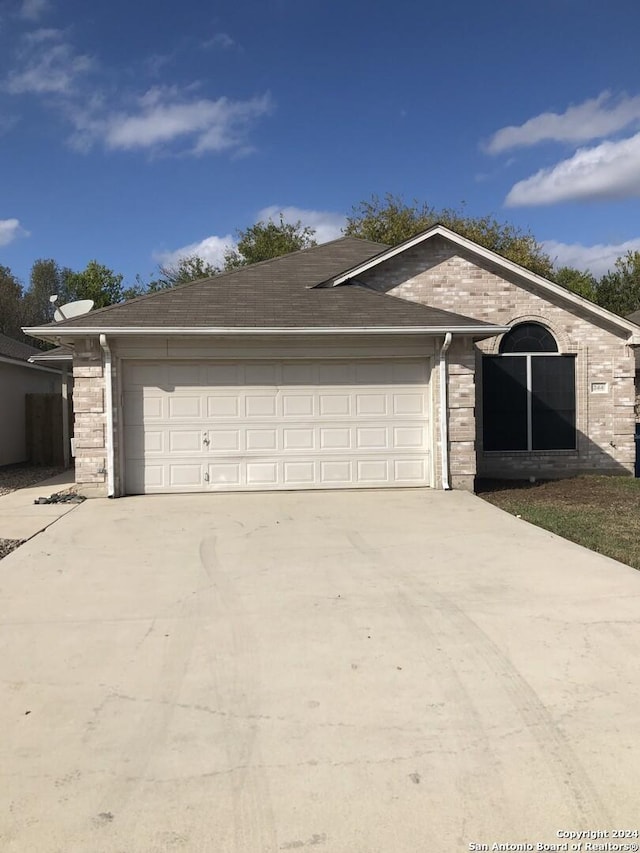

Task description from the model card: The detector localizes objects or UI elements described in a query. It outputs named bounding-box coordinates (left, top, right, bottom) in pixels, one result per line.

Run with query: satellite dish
left=52, top=299, right=95, bottom=322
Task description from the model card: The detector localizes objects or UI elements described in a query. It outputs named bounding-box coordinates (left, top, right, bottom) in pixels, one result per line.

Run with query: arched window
left=482, top=323, right=576, bottom=452
left=499, top=323, right=558, bottom=354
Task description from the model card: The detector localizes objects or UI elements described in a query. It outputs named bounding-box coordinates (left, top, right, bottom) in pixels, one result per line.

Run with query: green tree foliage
left=344, top=194, right=555, bottom=278
left=224, top=214, right=317, bottom=270
left=0, top=266, right=24, bottom=339
left=553, top=266, right=598, bottom=302
left=595, top=251, right=640, bottom=316
left=21, top=259, right=69, bottom=327
left=152, top=255, right=220, bottom=291
left=63, top=260, right=124, bottom=309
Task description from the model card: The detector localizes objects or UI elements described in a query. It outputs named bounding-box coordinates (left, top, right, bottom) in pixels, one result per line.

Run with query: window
left=482, top=323, right=576, bottom=452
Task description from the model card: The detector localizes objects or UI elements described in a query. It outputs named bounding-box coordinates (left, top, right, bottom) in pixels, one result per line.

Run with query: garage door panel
left=168, top=396, right=201, bottom=419
left=393, top=393, right=425, bottom=415
left=209, top=462, right=241, bottom=486
left=356, top=393, right=387, bottom=416
left=207, top=395, right=239, bottom=418
left=124, top=359, right=431, bottom=494
left=356, top=427, right=388, bottom=449
left=246, top=428, right=277, bottom=450
left=320, top=427, right=351, bottom=449
left=168, top=430, right=202, bottom=452
left=357, top=459, right=388, bottom=482
left=247, top=461, right=278, bottom=485
left=282, top=393, right=314, bottom=417
left=393, top=426, right=426, bottom=449
left=209, top=429, right=240, bottom=451
left=284, top=461, right=315, bottom=483
left=169, top=464, right=202, bottom=487
left=320, top=460, right=352, bottom=483
left=245, top=394, right=277, bottom=417
left=283, top=428, right=314, bottom=449
left=319, top=394, right=351, bottom=416
left=394, top=459, right=427, bottom=481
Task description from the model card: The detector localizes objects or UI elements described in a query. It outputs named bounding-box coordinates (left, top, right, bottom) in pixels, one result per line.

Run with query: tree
left=224, top=214, right=317, bottom=269
left=152, top=255, right=220, bottom=291
left=0, top=266, right=24, bottom=340
left=21, top=259, right=69, bottom=327
left=595, top=251, right=640, bottom=316
left=63, top=260, right=124, bottom=309
left=344, top=194, right=555, bottom=278
left=553, top=266, right=597, bottom=302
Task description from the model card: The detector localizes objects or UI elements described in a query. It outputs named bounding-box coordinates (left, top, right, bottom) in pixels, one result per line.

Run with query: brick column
left=73, top=342, right=108, bottom=497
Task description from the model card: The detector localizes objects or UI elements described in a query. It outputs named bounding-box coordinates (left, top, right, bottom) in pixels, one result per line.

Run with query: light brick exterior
left=70, top=234, right=636, bottom=495
left=360, top=235, right=636, bottom=485
left=72, top=340, right=108, bottom=497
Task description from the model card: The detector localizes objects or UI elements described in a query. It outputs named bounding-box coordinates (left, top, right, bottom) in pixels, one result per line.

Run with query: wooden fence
left=25, top=393, right=73, bottom=466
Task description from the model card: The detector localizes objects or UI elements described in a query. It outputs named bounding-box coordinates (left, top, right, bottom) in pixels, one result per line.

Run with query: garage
left=123, top=358, right=432, bottom=493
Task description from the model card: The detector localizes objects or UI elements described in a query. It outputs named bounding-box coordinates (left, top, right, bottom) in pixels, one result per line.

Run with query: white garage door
left=123, top=359, right=431, bottom=493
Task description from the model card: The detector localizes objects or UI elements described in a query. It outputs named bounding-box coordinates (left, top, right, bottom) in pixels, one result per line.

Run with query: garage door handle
left=203, top=434, right=210, bottom=446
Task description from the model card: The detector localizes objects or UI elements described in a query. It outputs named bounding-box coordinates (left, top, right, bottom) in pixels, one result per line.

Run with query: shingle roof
left=32, top=237, right=497, bottom=333
left=29, top=345, right=73, bottom=363
left=0, top=333, right=42, bottom=362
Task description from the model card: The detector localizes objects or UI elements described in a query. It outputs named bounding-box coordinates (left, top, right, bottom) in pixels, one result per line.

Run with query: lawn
left=477, top=475, right=640, bottom=570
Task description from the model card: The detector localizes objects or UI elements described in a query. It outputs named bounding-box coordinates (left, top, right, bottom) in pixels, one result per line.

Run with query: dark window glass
left=482, top=356, right=528, bottom=450
left=500, top=323, right=558, bottom=354
left=531, top=356, right=576, bottom=450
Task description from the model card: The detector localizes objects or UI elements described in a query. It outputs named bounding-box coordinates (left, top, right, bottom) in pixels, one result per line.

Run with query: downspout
left=439, top=333, right=453, bottom=490
left=99, top=334, right=115, bottom=498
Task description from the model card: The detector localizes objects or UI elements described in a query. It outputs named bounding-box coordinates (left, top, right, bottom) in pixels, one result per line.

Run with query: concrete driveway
left=1, top=489, right=639, bottom=852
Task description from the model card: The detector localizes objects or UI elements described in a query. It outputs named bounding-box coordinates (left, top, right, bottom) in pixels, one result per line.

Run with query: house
left=0, top=333, right=63, bottom=466
left=24, top=225, right=640, bottom=496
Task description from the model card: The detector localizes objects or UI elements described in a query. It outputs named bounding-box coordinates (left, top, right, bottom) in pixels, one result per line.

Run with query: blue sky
left=2, top=0, right=640, bottom=289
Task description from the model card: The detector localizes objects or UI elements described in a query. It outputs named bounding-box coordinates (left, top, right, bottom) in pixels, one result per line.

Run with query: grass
left=477, top=475, right=640, bottom=570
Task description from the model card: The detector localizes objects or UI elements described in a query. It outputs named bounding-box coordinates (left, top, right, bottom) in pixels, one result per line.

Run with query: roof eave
left=24, top=324, right=510, bottom=339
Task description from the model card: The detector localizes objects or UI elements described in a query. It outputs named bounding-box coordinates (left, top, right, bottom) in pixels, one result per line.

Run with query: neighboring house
left=25, top=225, right=640, bottom=497
left=0, top=333, right=62, bottom=466
left=28, top=345, right=74, bottom=468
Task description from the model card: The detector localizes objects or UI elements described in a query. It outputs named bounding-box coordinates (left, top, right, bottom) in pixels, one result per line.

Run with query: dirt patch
left=0, top=465, right=66, bottom=497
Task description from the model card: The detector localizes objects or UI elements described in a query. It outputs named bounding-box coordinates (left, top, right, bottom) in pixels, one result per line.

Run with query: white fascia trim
left=330, top=224, right=640, bottom=340
left=23, top=324, right=510, bottom=337
left=28, top=354, right=73, bottom=363
left=0, top=354, right=62, bottom=374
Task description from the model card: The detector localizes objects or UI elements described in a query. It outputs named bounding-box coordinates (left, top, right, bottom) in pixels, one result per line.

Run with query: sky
left=2, top=0, right=640, bottom=291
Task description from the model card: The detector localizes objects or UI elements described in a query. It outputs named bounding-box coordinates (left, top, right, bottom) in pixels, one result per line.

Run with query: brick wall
left=72, top=341, right=108, bottom=497
left=361, top=236, right=636, bottom=483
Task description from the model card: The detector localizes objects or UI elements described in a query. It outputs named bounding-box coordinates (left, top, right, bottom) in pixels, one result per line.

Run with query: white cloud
left=154, top=205, right=345, bottom=272
left=19, top=0, right=50, bottom=21
left=257, top=205, right=346, bottom=243
left=202, top=33, right=236, bottom=50
left=487, top=92, right=640, bottom=154
left=0, top=218, right=29, bottom=246
left=155, top=233, right=235, bottom=270
left=506, top=132, right=640, bottom=206
left=5, top=29, right=92, bottom=95
left=544, top=237, right=640, bottom=277
left=72, top=86, right=272, bottom=155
